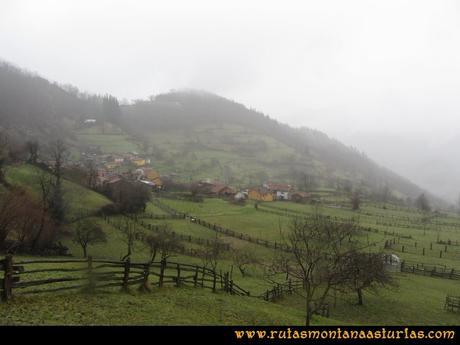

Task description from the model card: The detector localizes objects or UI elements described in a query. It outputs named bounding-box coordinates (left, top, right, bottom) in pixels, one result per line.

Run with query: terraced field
left=2, top=167, right=460, bottom=325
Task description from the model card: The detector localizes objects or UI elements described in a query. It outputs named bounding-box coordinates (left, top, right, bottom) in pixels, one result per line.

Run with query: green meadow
left=2, top=163, right=460, bottom=325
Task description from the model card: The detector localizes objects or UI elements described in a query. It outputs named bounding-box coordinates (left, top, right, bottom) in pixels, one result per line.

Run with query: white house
left=263, top=182, right=292, bottom=200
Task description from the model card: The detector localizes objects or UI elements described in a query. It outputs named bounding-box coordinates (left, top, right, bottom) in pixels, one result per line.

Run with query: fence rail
left=153, top=199, right=293, bottom=252
left=256, top=204, right=414, bottom=240
left=400, top=260, right=460, bottom=280
left=0, top=255, right=249, bottom=301
left=259, top=279, right=330, bottom=318
left=257, top=202, right=460, bottom=234
left=108, top=215, right=232, bottom=252
left=137, top=212, right=186, bottom=220
left=445, top=295, right=460, bottom=312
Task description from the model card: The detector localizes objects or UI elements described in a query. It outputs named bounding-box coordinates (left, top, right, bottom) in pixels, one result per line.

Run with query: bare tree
left=84, top=159, right=98, bottom=189
left=144, top=232, right=162, bottom=263
left=158, top=231, right=181, bottom=261
left=341, top=251, right=395, bottom=305
left=26, top=140, right=39, bottom=164
left=199, top=236, right=224, bottom=271
left=119, top=219, right=142, bottom=261
left=0, top=186, right=57, bottom=253
left=11, top=195, right=42, bottom=246
left=72, top=219, right=107, bottom=257
left=48, top=139, right=68, bottom=225
left=0, top=187, right=25, bottom=247
left=231, top=246, right=259, bottom=277
left=143, top=224, right=180, bottom=262
left=274, top=215, right=358, bottom=326
left=31, top=169, right=53, bottom=251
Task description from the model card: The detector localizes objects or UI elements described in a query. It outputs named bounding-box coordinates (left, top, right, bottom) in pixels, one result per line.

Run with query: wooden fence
left=259, top=279, right=329, bottom=318
left=152, top=199, right=460, bottom=282
left=2, top=253, right=454, bottom=318
left=258, top=202, right=460, bottom=233
left=260, top=279, right=303, bottom=301
left=153, top=199, right=395, bottom=255
left=256, top=204, right=414, bottom=240
left=400, top=260, right=460, bottom=280
left=445, top=295, right=460, bottom=312
left=0, top=255, right=249, bottom=301
left=136, top=212, right=186, bottom=220
left=152, top=199, right=293, bottom=252
left=151, top=199, right=187, bottom=217
left=106, top=215, right=232, bottom=252
left=386, top=240, right=460, bottom=261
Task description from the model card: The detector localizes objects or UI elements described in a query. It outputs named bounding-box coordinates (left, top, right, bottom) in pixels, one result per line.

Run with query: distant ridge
left=0, top=60, right=444, bottom=206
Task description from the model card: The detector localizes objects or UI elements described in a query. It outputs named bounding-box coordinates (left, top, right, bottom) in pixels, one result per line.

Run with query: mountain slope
left=0, top=60, right=120, bottom=146
left=122, top=90, right=428, bottom=202
left=0, top=61, right=434, bottom=204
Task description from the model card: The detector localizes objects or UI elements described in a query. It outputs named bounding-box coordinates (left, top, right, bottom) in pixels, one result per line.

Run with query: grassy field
left=2, top=170, right=460, bottom=325
left=279, top=273, right=460, bottom=325
left=133, top=196, right=460, bottom=325
left=5, top=164, right=112, bottom=217
left=74, top=124, right=140, bottom=155
left=77, top=123, right=337, bottom=187
left=0, top=287, right=337, bottom=325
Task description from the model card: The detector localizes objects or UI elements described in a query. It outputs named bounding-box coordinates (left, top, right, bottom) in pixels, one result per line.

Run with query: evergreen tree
left=415, top=193, right=431, bottom=212
left=102, top=95, right=122, bottom=124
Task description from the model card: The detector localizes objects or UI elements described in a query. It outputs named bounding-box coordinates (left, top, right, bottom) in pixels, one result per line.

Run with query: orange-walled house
left=248, top=188, right=274, bottom=202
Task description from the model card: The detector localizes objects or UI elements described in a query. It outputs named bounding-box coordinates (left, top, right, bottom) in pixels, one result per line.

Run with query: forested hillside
left=122, top=90, right=428, bottom=202
left=0, top=61, right=436, bottom=205
left=0, top=61, right=121, bottom=146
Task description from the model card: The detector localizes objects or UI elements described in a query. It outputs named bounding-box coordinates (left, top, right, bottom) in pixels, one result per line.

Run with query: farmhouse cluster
left=75, top=151, right=163, bottom=191
left=51, top=141, right=312, bottom=204
left=192, top=180, right=312, bottom=203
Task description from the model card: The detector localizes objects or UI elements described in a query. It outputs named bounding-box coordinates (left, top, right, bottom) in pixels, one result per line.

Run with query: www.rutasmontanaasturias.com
left=233, top=327, right=456, bottom=341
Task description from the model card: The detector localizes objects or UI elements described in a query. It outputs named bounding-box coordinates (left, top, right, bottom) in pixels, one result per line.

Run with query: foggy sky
left=1, top=0, right=460, bottom=201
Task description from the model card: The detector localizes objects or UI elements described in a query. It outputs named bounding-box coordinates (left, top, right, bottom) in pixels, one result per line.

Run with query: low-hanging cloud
left=1, top=0, right=460, bottom=200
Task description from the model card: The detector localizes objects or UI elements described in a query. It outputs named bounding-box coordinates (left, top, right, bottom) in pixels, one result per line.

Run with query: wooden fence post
left=224, top=272, right=229, bottom=292
left=194, top=266, right=199, bottom=287
left=87, top=255, right=96, bottom=292
left=2, top=255, right=13, bottom=301
left=219, top=270, right=224, bottom=289
left=159, top=258, right=166, bottom=287
left=201, top=266, right=205, bottom=287
left=176, top=263, right=181, bottom=287
left=139, top=262, right=151, bottom=292
left=122, top=258, right=131, bottom=292
left=212, top=270, right=217, bottom=292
